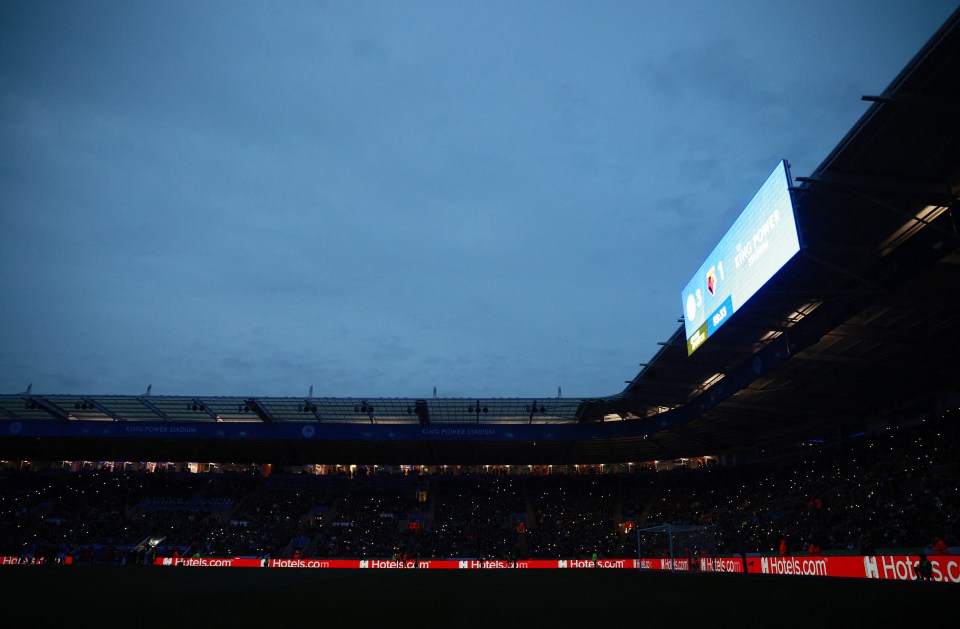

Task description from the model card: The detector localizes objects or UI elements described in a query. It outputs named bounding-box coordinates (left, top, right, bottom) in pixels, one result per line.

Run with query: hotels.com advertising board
left=3, top=554, right=956, bottom=583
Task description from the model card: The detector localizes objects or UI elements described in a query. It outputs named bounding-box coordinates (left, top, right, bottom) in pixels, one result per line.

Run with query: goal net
left=635, top=524, right=717, bottom=570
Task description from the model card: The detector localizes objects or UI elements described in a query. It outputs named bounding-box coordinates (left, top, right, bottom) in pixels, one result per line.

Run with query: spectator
left=932, top=536, right=949, bottom=556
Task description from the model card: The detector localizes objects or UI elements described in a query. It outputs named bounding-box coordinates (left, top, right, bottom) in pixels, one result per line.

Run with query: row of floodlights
left=25, top=399, right=546, bottom=416
left=60, top=401, right=545, bottom=415
left=25, top=400, right=97, bottom=410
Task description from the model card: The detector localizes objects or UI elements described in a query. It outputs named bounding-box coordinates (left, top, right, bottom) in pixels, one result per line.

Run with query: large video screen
left=682, top=160, right=800, bottom=355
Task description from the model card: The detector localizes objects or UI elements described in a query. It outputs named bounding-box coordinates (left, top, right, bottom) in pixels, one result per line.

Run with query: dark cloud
left=1, top=0, right=955, bottom=397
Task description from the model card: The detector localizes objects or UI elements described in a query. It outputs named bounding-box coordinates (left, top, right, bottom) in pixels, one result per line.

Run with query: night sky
left=2, top=1, right=956, bottom=399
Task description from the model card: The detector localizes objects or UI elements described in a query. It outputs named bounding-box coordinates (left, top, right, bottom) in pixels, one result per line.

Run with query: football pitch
left=1, top=565, right=951, bottom=626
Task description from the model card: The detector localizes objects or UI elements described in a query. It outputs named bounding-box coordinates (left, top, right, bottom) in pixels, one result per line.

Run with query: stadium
left=2, top=5, right=959, bottom=625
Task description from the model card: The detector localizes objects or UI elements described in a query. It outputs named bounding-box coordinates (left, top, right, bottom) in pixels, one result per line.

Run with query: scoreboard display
left=682, top=160, right=801, bottom=355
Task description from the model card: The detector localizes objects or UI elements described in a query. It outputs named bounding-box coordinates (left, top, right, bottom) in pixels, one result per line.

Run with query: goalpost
left=636, top=524, right=717, bottom=571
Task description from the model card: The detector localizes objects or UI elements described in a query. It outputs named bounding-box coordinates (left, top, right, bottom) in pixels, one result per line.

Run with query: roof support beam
left=190, top=398, right=219, bottom=421
left=797, top=173, right=957, bottom=206
left=23, top=396, right=70, bottom=421
left=628, top=377, right=712, bottom=390
left=137, top=397, right=172, bottom=422
left=861, top=91, right=960, bottom=107
left=245, top=398, right=275, bottom=424
left=801, top=249, right=887, bottom=292
left=83, top=397, right=125, bottom=422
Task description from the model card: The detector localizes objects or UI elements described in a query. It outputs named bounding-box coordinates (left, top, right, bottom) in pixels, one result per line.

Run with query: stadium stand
left=1, top=407, right=956, bottom=565
left=1, top=8, right=958, bottom=610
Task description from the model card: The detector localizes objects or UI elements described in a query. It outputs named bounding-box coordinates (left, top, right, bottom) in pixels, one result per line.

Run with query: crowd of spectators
left=311, top=474, right=423, bottom=559
left=1, top=411, right=956, bottom=564
left=525, top=475, right=621, bottom=559
left=636, top=410, right=960, bottom=557
left=417, top=475, right=526, bottom=560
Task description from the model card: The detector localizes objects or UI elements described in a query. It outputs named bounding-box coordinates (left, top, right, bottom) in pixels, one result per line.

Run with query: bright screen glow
left=682, top=160, right=800, bottom=355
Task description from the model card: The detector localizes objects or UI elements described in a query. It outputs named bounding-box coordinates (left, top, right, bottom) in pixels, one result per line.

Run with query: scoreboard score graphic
left=682, top=161, right=801, bottom=355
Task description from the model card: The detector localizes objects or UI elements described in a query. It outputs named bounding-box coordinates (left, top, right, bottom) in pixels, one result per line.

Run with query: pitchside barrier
left=2, top=554, right=958, bottom=582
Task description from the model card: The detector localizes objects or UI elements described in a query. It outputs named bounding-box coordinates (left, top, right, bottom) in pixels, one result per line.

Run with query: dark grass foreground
left=1, top=565, right=950, bottom=627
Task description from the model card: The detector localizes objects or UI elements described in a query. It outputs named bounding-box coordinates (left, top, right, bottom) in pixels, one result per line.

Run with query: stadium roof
left=0, top=395, right=582, bottom=425
left=1, top=7, right=958, bottom=465
left=600, top=5, right=960, bottom=459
